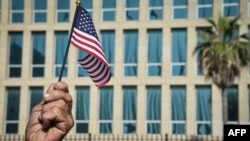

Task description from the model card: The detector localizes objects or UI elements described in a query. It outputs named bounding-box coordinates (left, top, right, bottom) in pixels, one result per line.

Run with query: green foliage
left=194, top=15, right=250, bottom=89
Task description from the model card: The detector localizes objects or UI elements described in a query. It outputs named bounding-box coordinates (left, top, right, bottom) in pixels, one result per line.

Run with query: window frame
left=75, top=86, right=90, bottom=134
left=172, top=0, right=188, bottom=20
left=101, top=0, right=116, bottom=22
left=147, top=29, right=162, bottom=77
left=31, top=31, right=46, bottom=78
left=33, top=0, right=47, bottom=23
left=148, top=0, right=163, bottom=20
left=196, top=0, right=213, bottom=19
left=4, top=87, right=20, bottom=134
left=98, top=86, right=113, bottom=134
left=55, top=0, right=70, bottom=23
left=10, top=0, right=24, bottom=23
left=222, top=0, right=239, bottom=17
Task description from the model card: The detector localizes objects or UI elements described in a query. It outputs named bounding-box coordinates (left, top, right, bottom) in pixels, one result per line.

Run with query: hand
left=25, top=81, right=74, bottom=141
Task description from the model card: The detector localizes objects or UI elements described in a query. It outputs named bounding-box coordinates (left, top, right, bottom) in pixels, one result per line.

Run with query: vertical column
left=18, top=86, right=29, bottom=134
left=161, top=85, right=170, bottom=135
left=186, top=27, right=196, bottom=78
left=212, top=85, right=223, bottom=136
left=137, top=85, right=146, bottom=134
left=88, top=86, right=98, bottom=134
left=186, top=84, right=196, bottom=135
left=45, top=30, right=54, bottom=79
left=22, top=30, right=31, bottom=79
left=188, top=0, right=197, bottom=20
left=113, top=85, right=122, bottom=134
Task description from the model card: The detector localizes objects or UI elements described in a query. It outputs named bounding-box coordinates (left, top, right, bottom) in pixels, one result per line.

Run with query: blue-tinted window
left=171, top=29, right=187, bottom=76
left=32, top=32, right=46, bottom=77
left=54, top=31, right=68, bottom=77
left=29, top=87, right=43, bottom=114
left=11, top=0, right=24, bottom=23
left=227, top=86, right=238, bottom=122
left=82, top=0, right=93, bottom=16
left=197, top=0, right=213, bottom=19
left=196, top=27, right=211, bottom=76
left=126, top=0, right=139, bottom=21
left=173, top=0, right=187, bottom=19
left=101, top=30, right=115, bottom=75
left=171, top=86, right=186, bottom=134
left=149, top=0, right=163, bottom=20
left=34, top=0, right=47, bottom=22
left=147, top=29, right=162, bottom=76
left=5, top=87, right=20, bottom=134
left=147, top=86, right=161, bottom=134
left=223, top=0, right=239, bottom=17
left=57, top=0, right=70, bottom=22
left=76, top=86, right=90, bottom=133
left=124, top=30, right=138, bottom=76
left=196, top=85, right=212, bottom=135
left=99, top=86, right=113, bottom=134
left=102, top=0, right=116, bottom=21
left=8, top=32, right=23, bottom=77
left=123, top=86, right=137, bottom=134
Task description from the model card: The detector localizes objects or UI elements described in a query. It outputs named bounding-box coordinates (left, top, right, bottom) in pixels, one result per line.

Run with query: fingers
left=40, top=81, right=73, bottom=130
left=54, top=81, right=69, bottom=93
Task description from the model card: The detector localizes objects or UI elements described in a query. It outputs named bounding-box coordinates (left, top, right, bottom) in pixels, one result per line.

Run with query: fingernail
left=44, top=93, right=49, bottom=97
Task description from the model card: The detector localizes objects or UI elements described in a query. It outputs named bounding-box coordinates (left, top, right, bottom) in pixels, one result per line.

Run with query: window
left=8, top=32, right=23, bottom=78
left=76, top=86, right=90, bottom=133
left=29, top=87, right=43, bottom=115
left=172, top=0, right=187, bottom=19
left=196, top=85, right=212, bottom=135
left=125, top=0, right=139, bottom=21
left=99, top=86, right=113, bottom=134
left=56, top=0, right=70, bottom=22
left=54, top=31, right=68, bottom=77
left=102, top=0, right=116, bottom=21
left=227, top=85, right=238, bottom=124
left=33, top=0, right=47, bottom=22
left=31, top=32, right=46, bottom=77
left=171, top=29, right=187, bottom=76
left=10, top=0, right=24, bottom=23
left=5, top=87, right=20, bottom=134
left=101, top=30, right=115, bottom=75
left=124, top=30, right=138, bottom=77
left=171, top=86, right=186, bottom=134
left=149, top=0, right=163, bottom=20
left=123, top=86, right=137, bottom=134
left=82, top=0, right=93, bottom=16
left=223, top=0, right=239, bottom=17
left=197, top=0, right=213, bottom=19
left=146, top=86, right=161, bottom=134
left=147, top=29, right=162, bottom=76
left=195, top=27, right=211, bottom=76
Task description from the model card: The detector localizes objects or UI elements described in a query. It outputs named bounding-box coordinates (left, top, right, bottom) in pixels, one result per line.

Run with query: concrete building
left=0, top=0, right=249, bottom=140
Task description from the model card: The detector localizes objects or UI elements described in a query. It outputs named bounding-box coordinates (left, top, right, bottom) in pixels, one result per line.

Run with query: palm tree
left=193, top=15, right=250, bottom=125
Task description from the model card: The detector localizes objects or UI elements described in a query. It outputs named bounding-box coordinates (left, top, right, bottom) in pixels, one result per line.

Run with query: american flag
left=71, top=6, right=111, bottom=87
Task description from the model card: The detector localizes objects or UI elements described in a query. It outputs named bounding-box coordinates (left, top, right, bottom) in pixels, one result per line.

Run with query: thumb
left=54, top=81, right=69, bottom=92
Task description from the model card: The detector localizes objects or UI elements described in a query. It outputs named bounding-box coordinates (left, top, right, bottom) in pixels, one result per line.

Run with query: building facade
left=0, top=0, right=250, bottom=139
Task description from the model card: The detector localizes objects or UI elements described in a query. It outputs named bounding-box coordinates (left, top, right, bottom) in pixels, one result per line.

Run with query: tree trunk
left=221, top=88, right=228, bottom=125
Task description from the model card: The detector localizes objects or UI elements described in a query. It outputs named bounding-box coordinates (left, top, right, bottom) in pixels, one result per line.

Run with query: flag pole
left=58, top=0, right=81, bottom=82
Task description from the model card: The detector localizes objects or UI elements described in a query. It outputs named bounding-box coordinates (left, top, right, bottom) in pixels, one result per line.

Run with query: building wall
left=0, top=0, right=249, bottom=137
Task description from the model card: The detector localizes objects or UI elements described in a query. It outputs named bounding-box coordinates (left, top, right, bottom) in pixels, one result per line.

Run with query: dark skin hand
left=25, top=81, right=74, bottom=141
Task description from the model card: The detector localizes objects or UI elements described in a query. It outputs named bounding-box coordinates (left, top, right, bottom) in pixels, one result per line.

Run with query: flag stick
left=58, top=0, right=81, bottom=82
